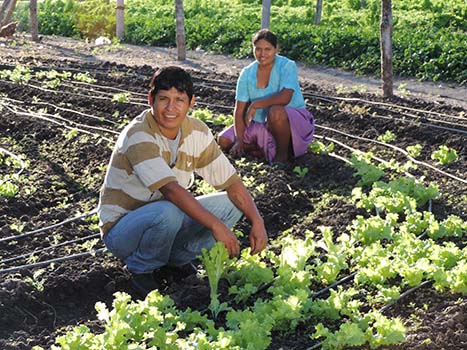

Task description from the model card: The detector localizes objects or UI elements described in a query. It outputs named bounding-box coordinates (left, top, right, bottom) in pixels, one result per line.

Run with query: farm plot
left=0, top=54, right=466, bottom=350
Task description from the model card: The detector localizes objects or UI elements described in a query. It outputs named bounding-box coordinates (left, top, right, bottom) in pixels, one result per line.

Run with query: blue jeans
left=103, top=192, right=242, bottom=274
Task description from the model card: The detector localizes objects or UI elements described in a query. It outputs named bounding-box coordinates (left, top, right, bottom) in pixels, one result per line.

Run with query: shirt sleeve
left=279, top=59, right=301, bottom=92
left=125, top=131, right=176, bottom=191
left=235, top=68, right=250, bottom=102
left=194, top=128, right=238, bottom=189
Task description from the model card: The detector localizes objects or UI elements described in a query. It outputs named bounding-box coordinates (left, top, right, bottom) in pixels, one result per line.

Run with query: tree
left=29, top=0, right=38, bottom=41
left=314, top=0, right=323, bottom=25
left=116, top=0, right=124, bottom=39
left=175, top=0, right=186, bottom=61
left=261, top=0, right=271, bottom=29
left=0, top=0, right=17, bottom=27
left=380, top=0, right=393, bottom=97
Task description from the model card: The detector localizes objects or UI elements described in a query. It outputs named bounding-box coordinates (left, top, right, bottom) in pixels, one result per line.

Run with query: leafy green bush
left=38, top=0, right=79, bottom=37
left=13, top=0, right=467, bottom=83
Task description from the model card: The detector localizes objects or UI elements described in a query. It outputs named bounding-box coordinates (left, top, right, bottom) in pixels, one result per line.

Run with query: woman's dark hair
left=252, top=29, right=277, bottom=48
left=149, top=66, right=194, bottom=101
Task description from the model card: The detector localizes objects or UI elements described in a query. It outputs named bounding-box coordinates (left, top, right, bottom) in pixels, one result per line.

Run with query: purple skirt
left=219, top=107, right=314, bottom=163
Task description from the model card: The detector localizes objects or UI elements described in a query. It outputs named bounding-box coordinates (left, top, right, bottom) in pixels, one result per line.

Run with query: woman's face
left=253, top=39, right=277, bottom=67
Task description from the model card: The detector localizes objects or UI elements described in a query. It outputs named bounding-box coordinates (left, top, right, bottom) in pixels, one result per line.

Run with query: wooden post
left=314, top=0, right=323, bottom=25
left=175, top=0, right=186, bottom=61
left=29, top=0, right=39, bottom=41
left=116, top=0, right=124, bottom=40
left=0, top=0, right=17, bottom=27
left=261, top=0, right=271, bottom=29
left=380, top=0, right=393, bottom=97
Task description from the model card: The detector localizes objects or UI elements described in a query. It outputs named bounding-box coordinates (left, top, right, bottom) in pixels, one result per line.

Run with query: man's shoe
left=160, top=262, right=198, bottom=282
left=130, top=272, right=161, bottom=297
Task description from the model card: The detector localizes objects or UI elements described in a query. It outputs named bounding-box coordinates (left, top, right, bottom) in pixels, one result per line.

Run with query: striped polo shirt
left=97, top=109, right=239, bottom=236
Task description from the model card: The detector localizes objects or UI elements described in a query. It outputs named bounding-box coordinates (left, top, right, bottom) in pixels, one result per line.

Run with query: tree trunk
left=314, top=0, right=323, bottom=25
left=0, top=0, right=12, bottom=25
left=175, top=0, right=186, bottom=61
left=116, top=0, right=124, bottom=40
left=361, top=0, right=366, bottom=8
left=261, top=0, right=271, bottom=29
left=29, top=0, right=38, bottom=41
left=380, top=0, right=393, bottom=97
left=0, top=0, right=17, bottom=27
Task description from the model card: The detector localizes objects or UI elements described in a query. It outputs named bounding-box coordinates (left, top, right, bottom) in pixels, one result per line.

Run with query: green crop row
left=12, top=0, right=467, bottom=83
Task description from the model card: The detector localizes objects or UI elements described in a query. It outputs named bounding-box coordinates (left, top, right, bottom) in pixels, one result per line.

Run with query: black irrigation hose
left=1, top=103, right=116, bottom=143
left=0, top=248, right=106, bottom=275
left=4, top=96, right=120, bottom=126
left=305, top=280, right=434, bottom=350
left=304, top=93, right=467, bottom=121
left=0, top=209, right=97, bottom=243
left=364, top=112, right=467, bottom=136
left=3, top=101, right=120, bottom=136
left=315, top=123, right=467, bottom=185
left=0, top=233, right=101, bottom=265
left=0, top=146, right=26, bottom=177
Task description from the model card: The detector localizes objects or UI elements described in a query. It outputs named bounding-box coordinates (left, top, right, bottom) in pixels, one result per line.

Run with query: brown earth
left=0, top=34, right=466, bottom=350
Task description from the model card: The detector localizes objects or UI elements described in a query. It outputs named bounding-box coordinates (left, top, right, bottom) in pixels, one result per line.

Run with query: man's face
left=150, top=87, right=194, bottom=139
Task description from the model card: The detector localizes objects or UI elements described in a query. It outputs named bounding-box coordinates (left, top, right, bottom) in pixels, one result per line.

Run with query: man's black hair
left=149, top=66, right=194, bottom=101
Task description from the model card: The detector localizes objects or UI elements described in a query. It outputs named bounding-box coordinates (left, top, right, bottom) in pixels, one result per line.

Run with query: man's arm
left=225, top=178, right=268, bottom=254
left=160, top=181, right=240, bottom=257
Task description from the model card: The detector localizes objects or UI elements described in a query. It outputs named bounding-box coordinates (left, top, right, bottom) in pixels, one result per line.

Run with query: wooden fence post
left=175, top=0, right=186, bottom=61
left=29, top=0, right=38, bottom=41
left=261, top=0, right=271, bottom=29
left=116, top=0, right=124, bottom=40
left=380, top=0, right=393, bottom=97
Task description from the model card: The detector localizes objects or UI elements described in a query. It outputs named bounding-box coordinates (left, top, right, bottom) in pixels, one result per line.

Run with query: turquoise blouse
left=235, top=55, right=306, bottom=123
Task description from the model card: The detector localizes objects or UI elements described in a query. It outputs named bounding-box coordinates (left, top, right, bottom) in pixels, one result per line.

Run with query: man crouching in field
left=97, top=66, right=268, bottom=297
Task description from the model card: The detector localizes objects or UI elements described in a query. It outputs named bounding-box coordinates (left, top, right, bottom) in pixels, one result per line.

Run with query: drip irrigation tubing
left=0, top=209, right=97, bottom=243
left=1, top=103, right=116, bottom=142
left=364, top=112, right=467, bottom=135
left=0, top=248, right=106, bottom=275
left=0, top=79, right=147, bottom=107
left=0, top=146, right=26, bottom=176
left=315, top=134, right=414, bottom=176
left=3, top=96, right=120, bottom=126
left=304, top=93, right=467, bottom=121
left=3, top=101, right=120, bottom=136
left=0, top=233, right=101, bottom=266
left=315, top=123, right=467, bottom=185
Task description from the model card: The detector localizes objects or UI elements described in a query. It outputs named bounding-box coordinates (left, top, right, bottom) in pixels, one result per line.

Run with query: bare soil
left=0, top=35, right=466, bottom=350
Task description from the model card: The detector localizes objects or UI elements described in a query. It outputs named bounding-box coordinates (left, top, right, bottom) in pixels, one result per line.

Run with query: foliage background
left=12, top=0, right=467, bottom=84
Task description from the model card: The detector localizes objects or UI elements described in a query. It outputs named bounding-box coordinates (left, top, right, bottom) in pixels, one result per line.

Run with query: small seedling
left=293, top=166, right=309, bottom=178
left=377, top=130, right=396, bottom=143
left=431, top=145, right=458, bottom=165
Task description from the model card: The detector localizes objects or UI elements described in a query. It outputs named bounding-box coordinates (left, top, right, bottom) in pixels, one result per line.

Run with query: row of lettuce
left=13, top=0, right=467, bottom=84
left=38, top=143, right=467, bottom=350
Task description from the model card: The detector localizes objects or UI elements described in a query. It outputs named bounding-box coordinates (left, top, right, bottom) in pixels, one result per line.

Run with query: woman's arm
left=245, top=88, right=293, bottom=123
left=230, top=100, right=248, bottom=155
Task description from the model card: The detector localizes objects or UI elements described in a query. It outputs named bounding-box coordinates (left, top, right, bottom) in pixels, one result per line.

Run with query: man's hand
left=211, top=221, right=240, bottom=257
left=249, top=221, right=268, bottom=255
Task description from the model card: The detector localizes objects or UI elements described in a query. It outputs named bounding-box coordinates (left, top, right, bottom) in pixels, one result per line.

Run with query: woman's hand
left=245, top=103, right=257, bottom=127
left=230, top=140, right=245, bottom=157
